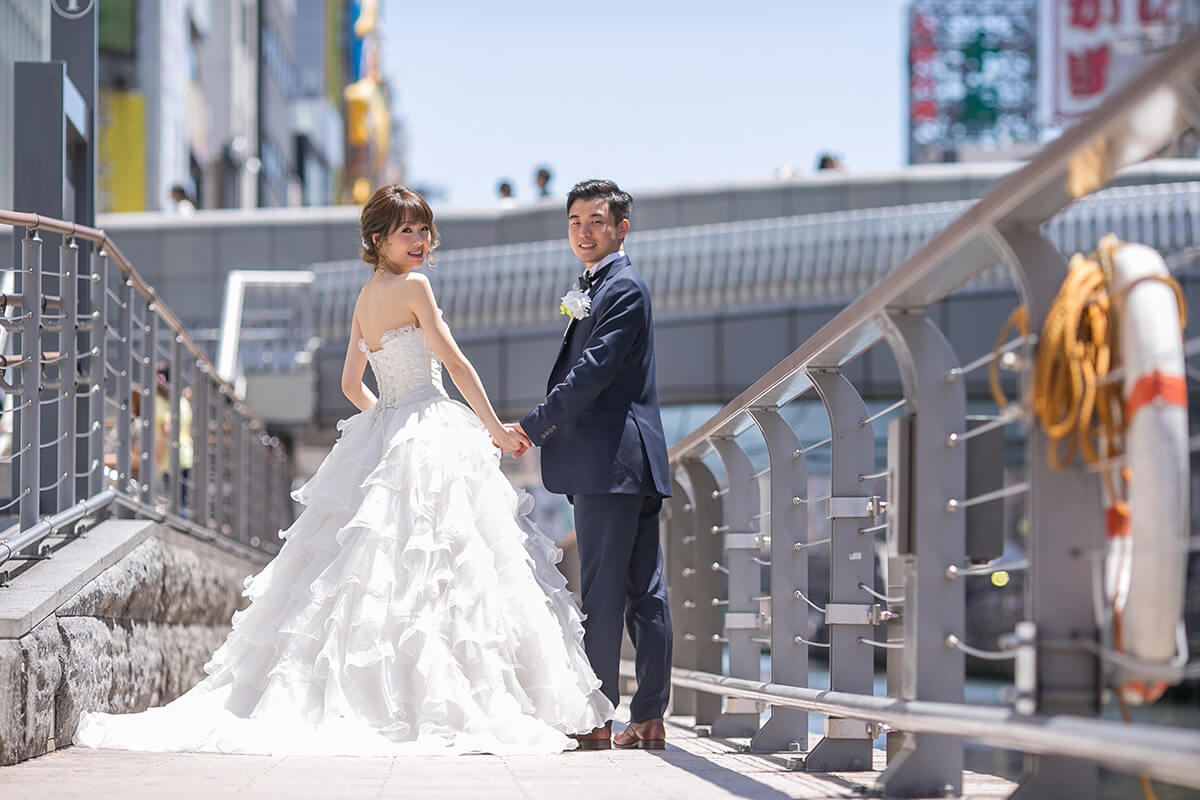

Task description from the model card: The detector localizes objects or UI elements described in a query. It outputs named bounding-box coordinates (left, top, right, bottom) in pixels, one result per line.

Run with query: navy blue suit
left=521, top=254, right=673, bottom=722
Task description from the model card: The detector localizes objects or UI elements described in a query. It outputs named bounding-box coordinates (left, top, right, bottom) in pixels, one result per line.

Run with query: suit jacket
left=520, top=254, right=671, bottom=497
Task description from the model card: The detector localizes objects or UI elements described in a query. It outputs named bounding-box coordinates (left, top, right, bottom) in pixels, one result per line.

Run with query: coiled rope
left=990, top=233, right=1187, bottom=800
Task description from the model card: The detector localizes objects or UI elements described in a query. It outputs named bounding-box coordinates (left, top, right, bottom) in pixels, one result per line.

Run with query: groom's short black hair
left=567, top=179, right=632, bottom=224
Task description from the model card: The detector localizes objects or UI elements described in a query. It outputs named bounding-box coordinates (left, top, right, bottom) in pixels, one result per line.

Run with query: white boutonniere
left=559, top=288, right=591, bottom=320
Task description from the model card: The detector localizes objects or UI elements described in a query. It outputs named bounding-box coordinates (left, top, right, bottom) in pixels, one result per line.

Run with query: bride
left=74, top=185, right=614, bottom=755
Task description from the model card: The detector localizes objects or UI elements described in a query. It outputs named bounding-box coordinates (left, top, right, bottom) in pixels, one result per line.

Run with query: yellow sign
left=97, top=88, right=146, bottom=212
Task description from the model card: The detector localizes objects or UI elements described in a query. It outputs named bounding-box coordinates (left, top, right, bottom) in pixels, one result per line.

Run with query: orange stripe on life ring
left=1121, top=679, right=1169, bottom=706
left=1105, top=506, right=1131, bottom=538
left=1125, top=370, right=1186, bottom=421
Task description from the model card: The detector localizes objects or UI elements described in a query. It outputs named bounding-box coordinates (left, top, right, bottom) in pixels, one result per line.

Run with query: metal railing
left=306, top=178, right=1200, bottom=342
left=0, top=211, right=293, bottom=581
left=216, top=270, right=318, bottom=384
left=646, top=25, right=1200, bottom=799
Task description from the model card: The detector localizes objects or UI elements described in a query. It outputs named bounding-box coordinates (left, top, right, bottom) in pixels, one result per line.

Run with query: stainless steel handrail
left=648, top=666, right=1200, bottom=792
left=0, top=211, right=255, bottom=407
left=0, top=210, right=294, bottom=570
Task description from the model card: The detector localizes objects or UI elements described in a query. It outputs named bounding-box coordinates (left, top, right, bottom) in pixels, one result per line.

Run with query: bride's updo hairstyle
left=359, top=184, right=441, bottom=270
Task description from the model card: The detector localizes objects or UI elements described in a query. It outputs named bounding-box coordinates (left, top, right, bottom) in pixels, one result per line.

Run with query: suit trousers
left=572, top=493, right=672, bottom=722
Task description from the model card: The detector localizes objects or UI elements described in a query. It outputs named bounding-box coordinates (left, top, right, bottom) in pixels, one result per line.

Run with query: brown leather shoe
left=613, top=718, right=666, bottom=750
left=570, top=723, right=612, bottom=751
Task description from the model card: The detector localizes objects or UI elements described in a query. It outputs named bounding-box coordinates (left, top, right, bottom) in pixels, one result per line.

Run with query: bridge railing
left=305, top=179, right=1200, bottom=342
left=649, top=25, right=1200, bottom=799
left=0, top=212, right=293, bottom=580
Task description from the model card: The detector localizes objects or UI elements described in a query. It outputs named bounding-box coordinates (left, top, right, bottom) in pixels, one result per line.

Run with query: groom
left=513, top=179, right=673, bottom=750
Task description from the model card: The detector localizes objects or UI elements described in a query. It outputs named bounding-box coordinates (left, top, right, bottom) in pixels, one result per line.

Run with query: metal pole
left=114, top=275, right=133, bottom=514
left=654, top=666, right=1200, bottom=793
left=748, top=407, right=809, bottom=754
left=875, top=314, right=967, bottom=797
left=192, top=367, right=209, bottom=527
left=236, top=413, right=249, bottom=543
left=56, top=236, right=78, bottom=515
left=168, top=334, right=183, bottom=515
left=141, top=306, right=156, bottom=503
left=17, top=230, right=42, bottom=532
left=710, top=436, right=764, bottom=738
left=248, top=424, right=260, bottom=545
left=265, top=437, right=277, bottom=542
left=273, top=440, right=287, bottom=540
left=0, top=489, right=116, bottom=570
left=86, top=247, right=107, bottom=499
left=806, top=370, right=877, bottom=773
left=665, top=476, right=697, bottom=717
left=213, top=389, right=227, bottom=535
left=678, top=458, right=727, bottom=727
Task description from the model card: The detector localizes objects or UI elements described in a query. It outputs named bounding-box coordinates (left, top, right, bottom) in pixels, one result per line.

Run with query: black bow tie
left=578, top=264, right=609, bottom=291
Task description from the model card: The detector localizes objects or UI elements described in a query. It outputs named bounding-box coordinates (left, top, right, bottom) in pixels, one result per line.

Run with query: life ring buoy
left=1108, top=241, right=1189, bottom=705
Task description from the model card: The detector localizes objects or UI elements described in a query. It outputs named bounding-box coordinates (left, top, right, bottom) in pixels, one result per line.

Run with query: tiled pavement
left=0, top=719, right=1015, bottom=800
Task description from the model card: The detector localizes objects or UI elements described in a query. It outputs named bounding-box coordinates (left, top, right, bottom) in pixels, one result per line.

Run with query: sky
left=381, top=1, right=912, bottom=209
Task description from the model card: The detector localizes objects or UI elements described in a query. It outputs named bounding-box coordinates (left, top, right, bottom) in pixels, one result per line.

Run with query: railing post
left=248, top=424, right=260, bottom=544
left=748, top=407, right=809, bottom=753
left=664, top=475, right=696, bottom=717
left=56, top=236, right=78, bottom=515
left=996, top=227, right=1105, bottom=799
left=679, top=457, right=725, bottom=726
left=806, top=370, right=878, bottom=773
left=114, top=274, right=134, bottom=514
left=192, top=367, right=210, bottom=527
left=214, top=390, right=229, bottom=536
left=141, top=306, right=156, bottom=504
left=874, top=314, right=967, bottom=797
left=222, top=397, right=233, bottom=537
left=277, top=442, right=290, bottom=538
left=269, top=437, right=282, bottom=540
left=86, top=247, right=107, bottom=500
left=17, top=229, right=42, bottom=532
left=710, top=436, right=763, bottom=738
left=168, top=334, right=183, bottom=515
left=236, top=413, right=250, bottom=543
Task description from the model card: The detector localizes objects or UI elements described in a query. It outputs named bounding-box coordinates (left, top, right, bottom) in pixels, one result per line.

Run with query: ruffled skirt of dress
left=74, top=393, right=613, bottom=755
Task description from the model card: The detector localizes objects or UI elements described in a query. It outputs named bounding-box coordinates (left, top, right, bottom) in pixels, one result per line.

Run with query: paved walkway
left=0, top=720, right=1014, bottom=799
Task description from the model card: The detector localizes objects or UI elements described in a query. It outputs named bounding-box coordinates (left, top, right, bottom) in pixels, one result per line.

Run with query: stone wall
left=0, top=523, right=260, bottom=765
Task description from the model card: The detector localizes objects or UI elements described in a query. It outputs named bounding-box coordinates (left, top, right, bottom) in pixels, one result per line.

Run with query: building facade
left=0, top=0, right=50, bottom=211
left=201, top=0, right=260, bottom=210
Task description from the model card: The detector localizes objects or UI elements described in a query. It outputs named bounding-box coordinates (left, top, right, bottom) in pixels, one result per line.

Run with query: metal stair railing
left=0, top=211, right=295, bottom=582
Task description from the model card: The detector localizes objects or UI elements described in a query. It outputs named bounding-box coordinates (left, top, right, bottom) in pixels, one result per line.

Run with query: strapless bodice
left=358, top=325, right=447, bottom=407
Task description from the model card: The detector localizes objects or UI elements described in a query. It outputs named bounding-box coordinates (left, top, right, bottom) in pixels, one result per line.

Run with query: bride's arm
left=341, top=315, right=378, bottom=411
left=406, top=275, right=521, bottom=451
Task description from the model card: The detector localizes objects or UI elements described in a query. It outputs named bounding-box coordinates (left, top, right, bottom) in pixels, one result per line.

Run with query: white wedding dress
left=74, top=324, right=613, bottom=755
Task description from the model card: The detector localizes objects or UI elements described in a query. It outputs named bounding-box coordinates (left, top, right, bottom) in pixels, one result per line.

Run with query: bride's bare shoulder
left=392, top=273, right=436, bottom=305
left=397, top=271, right=431, bottom=291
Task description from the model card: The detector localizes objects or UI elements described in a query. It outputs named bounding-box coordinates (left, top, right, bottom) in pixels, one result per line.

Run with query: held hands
left=509, top=423, right=532, bottom=458
left=491, top=423, right=532, bottom=457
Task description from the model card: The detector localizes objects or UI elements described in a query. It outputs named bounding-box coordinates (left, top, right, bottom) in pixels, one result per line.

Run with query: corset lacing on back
left=358, top=324, right=448, bottom=408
